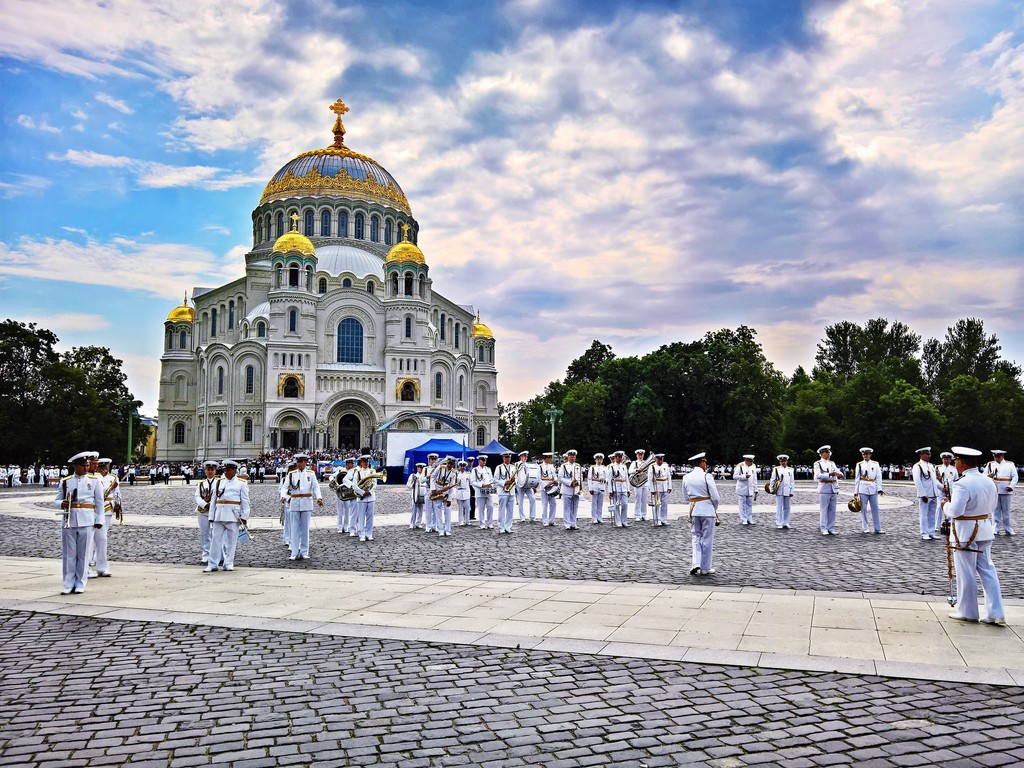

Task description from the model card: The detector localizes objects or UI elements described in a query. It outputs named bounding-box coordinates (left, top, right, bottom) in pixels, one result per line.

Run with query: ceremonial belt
left=290, top=493, right=313, bottom=498
left=217, top=500, right=241, bottom=505
left=818, top=480, right=836, bottom=483
left=992, top=477, right=1012, bottom=483
left=688, top=496, right=711, bottom=502
left=951, top=513, right=991, bottom=552
left=71, top=503, right=96, bottom=509
left=859, top=475, right=874, bottom=481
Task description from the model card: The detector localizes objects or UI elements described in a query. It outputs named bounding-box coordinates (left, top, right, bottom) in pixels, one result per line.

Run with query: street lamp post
left=543, top=407, right=563, bottom=457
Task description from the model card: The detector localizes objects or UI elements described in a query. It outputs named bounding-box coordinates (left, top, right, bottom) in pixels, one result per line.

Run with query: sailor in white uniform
left=423, top=453, right=440, bottom=532
left=493, top=452, right=516, bottom=534
left=587, top=453, right=609, bottom=524
left=430, top=457, right=458, bottom=536
left=943, top=446, right=1005, bottom=624
left=770, top=455, right=795, bottom=529
left=514, top=451, right=537, bottom=522
left=815, top=445, right=844, bottom=535
left=280, top=452, right=323, bottom=560
left=455, top=460, right=473, bottom=527
left=92, top=457, right=121, bottom=577
left=680, top=452, right=720, bottom=575
left=204, top=459, right=250, bottom=572
left=330, top=458, right=356, bottom=533
left=195, top=460, right=219, bottom=564
left=470, top=455, right=495, bottom=529
left=559, top=449, right=582, bottom=530
left=54, top=452, right=105, bottom=594
left=538, top=453, right=559, bottom=526
left=350, top=454, right=378, bottom=542
left=406, top=462, right=428, bottom=529
left=936, top=451, right=959, bottom=513
left=608, top=451, right=631, bottom=527
left=986, top=450, right=1017, bottom=535
left=649, top=454, right=672, bottom=526
left=628, top=449, right=651, bottom=522
left=733, top=454, right=757, bottom=525
left=912, top=447, right=939, bottom=539
left=853, top=447, right=883, bottom=533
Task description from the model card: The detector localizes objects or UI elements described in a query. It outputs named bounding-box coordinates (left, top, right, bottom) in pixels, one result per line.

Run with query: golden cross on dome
left=401, top=223, right=411, bottom=242
left=290, top=212, right=300, bottom=231
left=329, top=98, right=349, bottom=148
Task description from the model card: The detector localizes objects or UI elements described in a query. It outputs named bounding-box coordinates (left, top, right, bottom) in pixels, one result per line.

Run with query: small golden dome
left=385, top=224, right=425, bottom=265
left=166, top=294, right=195, bottom=323
left=272, top=214, right=315, bottom=258
left=472, top=311, right=494, bottom=340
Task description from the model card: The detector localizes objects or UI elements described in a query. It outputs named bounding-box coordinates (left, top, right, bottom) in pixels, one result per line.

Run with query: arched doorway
left=280, top=415, right=301, bottom=449
left=338, top=414, right=361, bottom=449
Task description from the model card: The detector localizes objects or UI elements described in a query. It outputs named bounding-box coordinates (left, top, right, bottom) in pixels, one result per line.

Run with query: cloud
left=18, top=312, right=112, bottom=333
left=202, top=225, right=232, bottom=236
left=17, top=114, right=60, bottom=133
left=49, top=149, right=261, bottom=190
left=0, top=173, right=52, bottom=198
left=96, top=92, right=134, bottom=114
left=0, top=232, right=246, bottom=301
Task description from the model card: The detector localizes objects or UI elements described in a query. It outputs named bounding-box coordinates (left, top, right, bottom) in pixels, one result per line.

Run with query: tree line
left=498, top=318, right=1024, bottom=465
left=0, top=319, right=148, bottom=465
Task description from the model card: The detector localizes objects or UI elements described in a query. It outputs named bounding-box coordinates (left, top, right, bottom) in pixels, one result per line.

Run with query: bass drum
left=518, top=464, right=541, bottom=489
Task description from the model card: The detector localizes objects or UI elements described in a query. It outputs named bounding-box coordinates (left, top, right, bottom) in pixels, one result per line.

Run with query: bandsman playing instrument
left=559, top=449, right=583, bottom=530
left=195, top=459, right=219, bottom=564
left=733, top=454, right=757, bottom=526
left=987, top=450, right=1017, bottom=535
left=331, top=457, right=356, bottom=534
left=936, top=451, right=959, bottom=505
left=629, top=449, right=652, bottom=522
left=771, top=455, right=795, bottom=528
left=943, top=446, right=1006, bottom=624
left=204, top=459, right=250, bottom=573
left=514, top=450, right=538, bottom=523
left=455, top=460, right=473, bottom=527
left=281, top=453, right=323, bottom=561
left=815, top=445, right=844, bottom=535
left=84, top=453, right=101, bottom=576
left=852, top=447, right=883, bottom=534
left=493, top=451, right=516, bottom=534
left=431, top=457, right=458, bottom=537
left=681, top=452, right=720, bottom=575
left=912, top=447, right=940, bottom=540
left=406, top=462, right=428, bottom=529
left=91, top=457, right=120, bottom=578
left=649, top=453, right=672, bottom=526
left=54, top=452, right=105, bottom=594
left=608, top=451, right=631, bottom=527
left=424, top=453, right=441, bottom=532
left=351, top=454, right=379, bottom=542
left=538, top=452, right=559, bottom=526
left=470, top=454, right=495, bottom=529
left=587, top=453, right=609, bottom=524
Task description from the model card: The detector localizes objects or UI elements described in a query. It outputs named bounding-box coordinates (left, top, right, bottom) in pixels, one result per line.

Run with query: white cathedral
left=156, top=100, right=499, bottom=461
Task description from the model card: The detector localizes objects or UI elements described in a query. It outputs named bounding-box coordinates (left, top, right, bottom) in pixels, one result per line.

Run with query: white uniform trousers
left=633, top=486, right=650, bottom=520
left=859, top=493, right=880, bottom=532
left=690, top=517, right=716, bottom=572
left=653, top=492, right=669, bottom=524
left=209, top=520, right=239, bottom=569
left=434, top=499, right=452, bottom=534
left=562, top=495, right=579, bottom=529
left=349, top=501, right=364, bottom=538
left=410, top=501, right=425, bottom=529
left=457, top=499, right=471, bottom=526
left=919, top=497, right=937, bottom=537
left=424, top=498, right=437, bottom=532
left=289, top=509, right=311, bottom=558
left=590, top=491, right=605, bottom=523
left=336, top=498, right=348, bottom=532
left=497, top=493, right=514, bottom=532
left=92, top=513, right=113, bottom=574
left=611, top=492, right=630, bottom=526
left=738, top=496, right=754, bottom=524
left=954, top=541, right=1005, bottom=621
left=540, top=492, right=557, bottom=525
left=197, top=512, right=211, bottom=562
left=516, top=487, right=536, bottom=521
left=477, top=493, right=494, bottom=528
left=358, top=499, right=375, bottom=539
left=818, top=495, right=837, bottom=533
left=62, top=527, right=91, bottom=592
left=775, top=496, right=791, bottom=527
left=994, top=495, right=1013, bottom=534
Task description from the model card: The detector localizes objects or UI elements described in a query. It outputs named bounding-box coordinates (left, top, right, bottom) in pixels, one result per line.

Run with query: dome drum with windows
left=156, top=99, right=498, bottom=464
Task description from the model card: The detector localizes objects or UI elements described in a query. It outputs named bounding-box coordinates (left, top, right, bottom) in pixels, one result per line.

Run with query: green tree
left=565, top=340, right=615, bottom=386
left=0, top=320, right=60, bottom=462
left=560, top=380, right=612, bottom=456
left=875, top=380, right=943, bottom=459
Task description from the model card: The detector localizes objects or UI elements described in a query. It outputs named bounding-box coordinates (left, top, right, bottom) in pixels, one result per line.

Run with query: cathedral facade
left=156, top=101, right=499, bottom=460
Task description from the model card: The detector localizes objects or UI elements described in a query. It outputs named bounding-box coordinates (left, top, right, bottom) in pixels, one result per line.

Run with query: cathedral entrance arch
left=338, top=414, right=361, bottom=449
left=279, top=415, right=302, bottom=449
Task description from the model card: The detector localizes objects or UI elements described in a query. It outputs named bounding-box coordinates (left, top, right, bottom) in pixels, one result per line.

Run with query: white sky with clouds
left=1, top=0, right=1021, bottom=413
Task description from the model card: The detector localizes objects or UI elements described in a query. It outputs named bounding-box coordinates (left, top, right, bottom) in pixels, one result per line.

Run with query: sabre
left=941, top=517, right=956, bottom=606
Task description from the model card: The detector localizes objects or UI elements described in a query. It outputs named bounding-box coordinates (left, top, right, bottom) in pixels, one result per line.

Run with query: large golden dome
left=166, top=295, right=195, bottom=323
left=385, top=225, right=426, bottom=265
left=260, top=99, right=410, bottom=214
left=472, top=311, right=494, bottom=340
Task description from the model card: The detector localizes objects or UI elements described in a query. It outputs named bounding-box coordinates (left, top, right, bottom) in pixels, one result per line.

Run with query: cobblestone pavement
left=2, top=609, right=1022, bottom=768
left=3, top=484, right=1021, bottom=597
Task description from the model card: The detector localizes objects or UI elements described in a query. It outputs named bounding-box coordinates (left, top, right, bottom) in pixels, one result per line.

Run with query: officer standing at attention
left=629, top=449, right=652, bottom=522
left=494, top=451, right=516, bottom=534
left=649, top=454, right=673, bottom=526
left=771, top=454, right=795, bottom=529
left=587, top=453, right=609, bottom=524
left=351, top=454, right=378, bottom=542
left=470, top=454, right=495, bottom=529
left=559, top=449, right=582, bottom=530
left=936, top=451, right=959, bottom=508
left=733, top=454, right=758, bottom=526
left=204, top=459, right=250, bottom=573
left=681, top=452, right=720, bottom=575
left=538, top=453, right=558, bottom=526
left=913, top=447, right=939, bottom=540
left=406, top=462, right=428, bottom=530
left=943, top=446, right=1006, bottom=624
left=853, top=447, right=883, bottom=534
left=815, top=445, right=844, bottom=535
left=195, top=460, right=219, bottom=565
left=455, top=460, right=473, bottom=527
left=282, top=452, right=323, bottom=560
left=986, top=450, right=1017, bottom=535
left=54, top=452, right=105, bottom=594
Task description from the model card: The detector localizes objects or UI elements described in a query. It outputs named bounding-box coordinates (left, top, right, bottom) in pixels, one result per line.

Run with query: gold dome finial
left=385, top=223, right=426, bottom=265
left=273, top=212, right=315, bottom=257
left=401, top=223, right=411, bottom=242
left=329, top=98, right=349, bottom=148
left=472, top=311, right=494, bottom=340
left=166, top=294, right=195, bottom=323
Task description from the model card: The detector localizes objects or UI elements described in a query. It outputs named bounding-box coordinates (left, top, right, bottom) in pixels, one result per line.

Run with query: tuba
left=331, top=469, right=358, bottom=501
left=847, top=493, right=862, bottom=513
left=629, top=453, right=657, bottom=488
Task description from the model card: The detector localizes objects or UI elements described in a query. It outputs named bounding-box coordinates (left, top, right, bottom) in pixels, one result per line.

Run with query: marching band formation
left=50, top=444, right=1016, bottom=623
